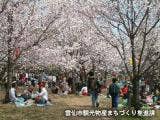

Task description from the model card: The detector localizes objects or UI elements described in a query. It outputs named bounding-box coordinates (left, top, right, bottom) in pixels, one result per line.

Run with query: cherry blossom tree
left=79, top=0, right=160, bottom=110
left=2, top=1, right=159, bottom=109
left=16, top=0, right=122, bottom=95
left=0, top=0, right=63, bottom=102
left=27, top=0, right=121, bottom=79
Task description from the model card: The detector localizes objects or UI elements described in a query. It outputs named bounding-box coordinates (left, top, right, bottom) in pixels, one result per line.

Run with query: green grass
left=0, top=91, right=159, bottom=120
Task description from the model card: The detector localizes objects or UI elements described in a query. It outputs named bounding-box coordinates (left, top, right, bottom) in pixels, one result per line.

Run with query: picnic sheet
left=14, top=97, right=52, bottom=107
left=15, top=97, right=33, bottom=107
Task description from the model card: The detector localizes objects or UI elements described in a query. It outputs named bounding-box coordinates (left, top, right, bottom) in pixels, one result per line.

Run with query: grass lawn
left=0, top=91, right=159, bottom=120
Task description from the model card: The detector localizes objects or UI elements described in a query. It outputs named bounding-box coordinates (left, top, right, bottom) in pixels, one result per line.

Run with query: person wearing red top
left=121, top=84, right=129, bottom=99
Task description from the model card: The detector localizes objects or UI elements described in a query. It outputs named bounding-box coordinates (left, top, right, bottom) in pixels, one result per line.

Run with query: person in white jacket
left=39, top=87, right=48, bottom=101
left=37, top=82, right=48, bottom=104
left=9, top=82, right=18, bottom=102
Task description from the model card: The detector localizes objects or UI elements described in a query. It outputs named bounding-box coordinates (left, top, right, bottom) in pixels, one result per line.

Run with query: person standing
left=121, top=84, right=129, bottom=99
left=121, top=84, right=129, bottom=106
left=109, top=78, right=120, bottom=109
left=87, top=70, right=101, bottom=107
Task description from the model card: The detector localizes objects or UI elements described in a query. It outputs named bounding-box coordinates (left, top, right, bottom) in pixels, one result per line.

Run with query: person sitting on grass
left=35, top=82, right=48, bottom=104
left=9, top=81, right=18, bottom=102
left=153, top=88, right=160, bottom=104
left=80, top=86, right=88, bottom=96
left=21, top=85, right=34, bottom=101
left=51, top=82, right=59, bottom=94
left=63, top=82, right=71, bottom=95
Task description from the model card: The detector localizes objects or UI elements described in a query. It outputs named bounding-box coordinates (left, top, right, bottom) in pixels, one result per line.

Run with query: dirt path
left=51, top=94, right=111, bottom=108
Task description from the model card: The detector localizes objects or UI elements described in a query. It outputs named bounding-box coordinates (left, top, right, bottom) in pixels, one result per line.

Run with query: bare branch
left=137, top=12, right=149, bottom=74
left=146, top=18, right=160, bottom=35
left=0, top=0, right=9, bottom=14
left=133, top=7, right=149, bottom=36
left=142, top=54, right=160, bottom=75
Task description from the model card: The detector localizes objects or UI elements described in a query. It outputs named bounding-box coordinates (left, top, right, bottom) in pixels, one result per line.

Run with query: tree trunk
left=4, top=10, right=13, bottom=103
left=72, top=70, right=78, bottom=94
left=72, top=79, right=76, bottom=94
left=104, top=69, right=108, bottom=79
left=4, top=58, right=13, bottom=103
left=131, top=75, right=141, bottom=110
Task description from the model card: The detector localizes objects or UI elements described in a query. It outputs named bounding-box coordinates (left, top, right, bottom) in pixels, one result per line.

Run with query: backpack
left=109, top=83, right=119, bottom=96
left=95, top=80, right=102, bottom=93
left=87, top=77, right=101, bottom=93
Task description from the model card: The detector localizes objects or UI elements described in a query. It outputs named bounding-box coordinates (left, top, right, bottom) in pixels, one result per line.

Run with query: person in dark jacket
left=87, top=70, right=101, bottom=107
left=109, top=78, right=120, bottom=109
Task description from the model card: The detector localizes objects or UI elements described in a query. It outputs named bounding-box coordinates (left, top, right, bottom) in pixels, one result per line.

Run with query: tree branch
left=0, top=0, right=9, bottom=14
left=142, top=54, right=160, bottom=75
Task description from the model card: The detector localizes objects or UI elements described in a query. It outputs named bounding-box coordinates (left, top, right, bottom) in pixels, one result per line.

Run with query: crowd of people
left=86, top=70, right=129, bottom=109
left=86, top=70, right=160, bottom=109
left=8, top=70, right=160, bottom=109
left=9, top=79, right=51, bottom=107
